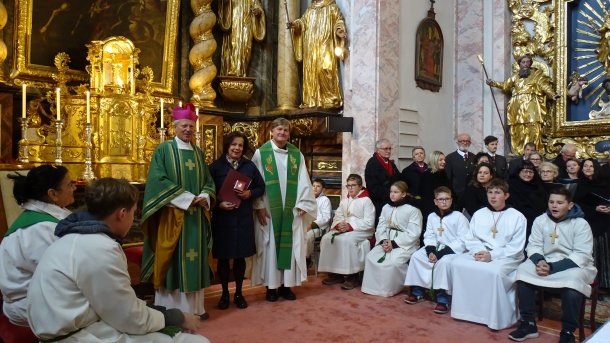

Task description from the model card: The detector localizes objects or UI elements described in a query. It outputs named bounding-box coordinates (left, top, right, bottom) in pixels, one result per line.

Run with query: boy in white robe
left=318, top=174, right=376, bottom=290
left=361, top=181, right=422, bottom=297
left=306, top=178, right=333, bottom=259
left=27, top=178, right=209, bottom=343
left=450, top=178, right=527, bottom=330
left=404, top=186, right=469, bottom=313
left=509, top=188, right=597, bottom=343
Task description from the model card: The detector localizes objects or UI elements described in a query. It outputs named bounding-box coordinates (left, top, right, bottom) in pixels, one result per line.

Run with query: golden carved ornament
left=189, top=0, right=217, bottom=108
left=290, top=118, right=314, bottom=136
left=226, top=122, right=260, bottom=149
left=0, top=1, right=7, bottom=76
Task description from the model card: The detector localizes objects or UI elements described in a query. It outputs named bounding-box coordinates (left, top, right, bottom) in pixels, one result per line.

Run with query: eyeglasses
left=458, top=140, right=471, bottom=143
left=520, top=169, right=535, bottom=174
left=435, top=198, right=451, bottom=202
left=540, top=170, right=553, bottom=174
left=529, top=158, right=541, bottom=161
left=345, top=184, right=359, bottom=188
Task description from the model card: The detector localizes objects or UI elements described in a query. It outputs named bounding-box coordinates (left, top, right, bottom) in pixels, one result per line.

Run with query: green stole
left=259, top=141, right=301, bottom=269
left=5, top=210, right=59, bottom=237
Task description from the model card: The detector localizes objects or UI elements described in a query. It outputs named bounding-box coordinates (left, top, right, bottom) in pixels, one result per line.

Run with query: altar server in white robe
left=0, top=165, right=74, bottom=327
left=252, top=118, right=317, bottom=302
left=319, top=174, right=376, bottom=290
left=306, top=178, right=333, bottom=258
left=508, top=188, right=597, bottom=343
left=361, top=181, right=422, bottom=297
left=27, top=179, right=209, bottom=343
left=450, top=178, right=527, bottom=330
left=404, top=186, right=469, bottom=313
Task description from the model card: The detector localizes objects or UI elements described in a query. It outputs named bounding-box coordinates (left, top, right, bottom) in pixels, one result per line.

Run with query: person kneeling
left=27, top=178, right=209, bottom=343
left=318, top=174, right=375, bottom=290
left=361, top=181, right=422, bottom=297
left=404, top=186, right=469, bottom=313
left=508, top=188, right=597, bottom=343
left=450, top=178, right=526, bottom=330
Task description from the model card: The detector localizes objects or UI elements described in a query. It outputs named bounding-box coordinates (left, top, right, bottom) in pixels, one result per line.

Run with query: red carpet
left=196, top=275, right=567, bottom=343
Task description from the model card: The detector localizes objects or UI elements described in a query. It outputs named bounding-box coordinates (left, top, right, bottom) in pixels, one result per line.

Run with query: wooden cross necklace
left=550, top=223, right=559, bottom=244
left=490, top=210, right=504, bottom=238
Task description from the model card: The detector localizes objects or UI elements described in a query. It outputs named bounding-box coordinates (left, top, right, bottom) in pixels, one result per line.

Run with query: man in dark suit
left=484, top=135, right=508, bottom=179
left=444, top=133, right=476, bottom=208
left=365, top=138, right=401, bottom=225
left=551, top=143, right=577, bottom=179
left=508, top=142, right=536, bottom=176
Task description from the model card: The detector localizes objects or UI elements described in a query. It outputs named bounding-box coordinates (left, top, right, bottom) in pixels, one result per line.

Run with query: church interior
left=1, top=0, right=610, bottom=342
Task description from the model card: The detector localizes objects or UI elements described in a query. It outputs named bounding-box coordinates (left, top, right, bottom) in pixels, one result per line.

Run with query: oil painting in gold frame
left=11, top=0, right=180, bottom=94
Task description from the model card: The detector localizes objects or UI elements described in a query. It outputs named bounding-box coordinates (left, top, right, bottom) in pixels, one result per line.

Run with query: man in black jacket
left=484, top=135, right=509, bottom=179
left=364, top=139, right=401, bottom=225
left=444, top=133, right=475, bottom=208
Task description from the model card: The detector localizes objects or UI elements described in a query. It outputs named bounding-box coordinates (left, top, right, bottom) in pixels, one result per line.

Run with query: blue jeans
left=411, top=286, right=450, bottom=305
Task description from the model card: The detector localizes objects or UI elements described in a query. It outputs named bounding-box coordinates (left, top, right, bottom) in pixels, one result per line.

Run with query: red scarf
left=375, top=153, right=394, bottom=176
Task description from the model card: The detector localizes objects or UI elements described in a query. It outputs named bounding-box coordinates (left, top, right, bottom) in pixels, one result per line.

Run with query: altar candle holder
left=158, top=127, right=167, bottom=143
left=82, top=123, right=95, bottom=181
left=195, top=131, right=202, bottom=149
left=54, top=120, right=64, bottom=165
left=18, top=117, right=29, bottom=163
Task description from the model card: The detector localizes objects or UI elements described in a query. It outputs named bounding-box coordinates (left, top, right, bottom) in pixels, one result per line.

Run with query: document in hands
left=219, top=169, right=252, bottom=207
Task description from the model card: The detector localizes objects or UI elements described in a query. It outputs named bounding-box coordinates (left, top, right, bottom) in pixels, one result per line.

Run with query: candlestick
left=54, top=120, right=64, bottom=165
left=82, top=123, right=95, bottom=181
left=195, top=131, right=201, bottom=149
left=160, top=98, right=164, bottom=128
left=158, top=127, right=167, bottom=143
left=22, top=84, right=27, bottom=119
left=18, top=117, right=29, bottom=163
left=196, top=107, right=200, bottom=132
left=56, top=88, right=61, bottom=121
left=85, top=91, right=91, bottom=123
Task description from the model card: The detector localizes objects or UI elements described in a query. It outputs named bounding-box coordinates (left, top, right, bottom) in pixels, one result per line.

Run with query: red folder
left=218, top=169, right=252, bottom=207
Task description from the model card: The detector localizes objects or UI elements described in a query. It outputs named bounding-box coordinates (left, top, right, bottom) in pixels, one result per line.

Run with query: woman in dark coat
left=507, top=160, right=547, bottom=240
left=462, top=162, right=495, bottom=217
left=209, top=131, right=265, bottom=309
left=573, top=158, right=610, bottom=287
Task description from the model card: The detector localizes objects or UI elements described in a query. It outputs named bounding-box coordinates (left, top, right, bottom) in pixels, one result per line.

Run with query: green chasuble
left=259, top=141, right=300, bottom=269
left=140, top=139, right=216, bottom=292
left=5, top=210, right=59, bottom=237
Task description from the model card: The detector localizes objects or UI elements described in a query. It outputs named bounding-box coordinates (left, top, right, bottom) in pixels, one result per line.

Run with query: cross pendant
left=491, top=226, right=498, bottom=238
left=437, top=226, right=444, bottom=236
left=550, top=231, right=559, bottom=244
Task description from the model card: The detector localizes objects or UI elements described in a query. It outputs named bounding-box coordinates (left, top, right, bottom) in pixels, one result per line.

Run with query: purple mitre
left=172, top=103, right=197, bottom=122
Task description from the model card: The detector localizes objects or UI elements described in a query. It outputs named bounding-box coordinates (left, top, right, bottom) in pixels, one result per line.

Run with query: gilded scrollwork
left=228, top=122, right=260, bottom=149
left=290, top=118, right=313, bottom=136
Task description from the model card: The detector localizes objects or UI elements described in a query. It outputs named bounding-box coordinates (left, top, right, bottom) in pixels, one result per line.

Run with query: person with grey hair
left=365, top=139, right=401, bottom=225
left=401, top=146, right=428, bottom=205
left=552, top=143, right=577, bottom=179
left=444, top=133, right=476, bottom=209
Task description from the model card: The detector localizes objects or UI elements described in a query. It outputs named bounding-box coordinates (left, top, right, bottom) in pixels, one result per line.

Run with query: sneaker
left=340, top=278, right=359, bottom=290
left=508, top=321, right=539, bottom=342
left=433, top=303, right=448, bottom=314
left=404, top=295, right=424, bottom=304
left=322, top=274, right=343, bottom=285
left=558, top=331, right=575, bottom=343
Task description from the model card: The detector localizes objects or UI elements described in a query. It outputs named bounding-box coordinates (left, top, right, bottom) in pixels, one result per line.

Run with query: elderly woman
left=361, top=181, right=422, bottom=297
left=209, top=132, right=265, bottom=310
left=538, top=161, right=559, bottom=183
left=0, top=165, right=74, bottom=327
left=462, top=162, right=496, bottom=217
left=319, top=174, right=376, bottom=290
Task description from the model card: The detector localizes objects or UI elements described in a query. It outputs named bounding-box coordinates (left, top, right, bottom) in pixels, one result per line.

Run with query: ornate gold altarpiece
left=508, top=0, right=610, bottom=158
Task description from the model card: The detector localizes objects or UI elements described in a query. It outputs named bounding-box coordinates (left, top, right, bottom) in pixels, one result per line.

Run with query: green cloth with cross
left=140, top=139, right=216, bottom=292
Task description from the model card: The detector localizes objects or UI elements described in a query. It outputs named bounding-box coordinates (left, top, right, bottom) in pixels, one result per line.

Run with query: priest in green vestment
left=252, top=117, right=317, bottom=302
left=140, top=103, right=216, bottom=319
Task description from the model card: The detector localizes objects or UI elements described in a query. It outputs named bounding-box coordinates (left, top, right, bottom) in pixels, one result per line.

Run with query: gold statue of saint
left=218, top=0, right=266, bottom=77
left=486, top=54, right=559, bottom=155
left=288, top=0, right=347, bottom=109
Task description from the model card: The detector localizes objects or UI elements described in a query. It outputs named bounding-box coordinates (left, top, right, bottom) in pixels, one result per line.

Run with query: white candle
left=196, top=107, right=199, bottom=132
left=178, top=101, right=182, bottom=107
left=56, top=88, right=61, bottom=121
left=21, top=84, right=27, bottom=119
left=160, top=98, right=164, bottom=128
left=85, top=91, right=91, bottom=124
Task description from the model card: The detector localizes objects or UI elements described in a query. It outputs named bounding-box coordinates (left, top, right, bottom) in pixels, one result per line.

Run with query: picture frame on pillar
left=415, top=0, right=443, bottom=93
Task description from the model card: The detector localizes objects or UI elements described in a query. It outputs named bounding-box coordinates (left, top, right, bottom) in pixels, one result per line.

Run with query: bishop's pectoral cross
left=437, top=226, right=444, bottom=236
left=491, top=226, right=498, bottom=239
left=550, top=230, right=559, bottom=244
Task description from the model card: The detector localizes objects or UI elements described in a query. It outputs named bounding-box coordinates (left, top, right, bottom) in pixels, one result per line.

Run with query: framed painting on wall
left=11, top=0, right=180, bottom=94
left=414, top=4, right=443, bottom=92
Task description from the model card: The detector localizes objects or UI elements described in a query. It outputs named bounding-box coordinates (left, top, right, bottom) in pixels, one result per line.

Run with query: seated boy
left=27, top=178, right=210, bottom=343
left=318, top=174, right=376, bottom=290
left=306, top=178, right=332, bottom=259
left=404, top=186, right=469, bottom=313
left=509, top=188, right=597, bottom=343
left=450, top=178, right=527, bottom=330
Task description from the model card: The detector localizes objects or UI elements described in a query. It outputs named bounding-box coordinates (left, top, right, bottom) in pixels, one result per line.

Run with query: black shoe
left=217, top=293, right=230, bottom=310
left=278, top=286, right=296, bottom=300
left=234, top=294, right=248, bottom=309
left=508, top=321, right=538, bottom=341
left=266, top=288, right=278, bottom=302
left=199, top=312, right=210, bottom=320
left=559, top=331, right=575, bottom=343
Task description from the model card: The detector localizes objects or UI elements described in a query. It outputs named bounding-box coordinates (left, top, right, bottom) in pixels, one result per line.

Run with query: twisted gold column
left=0, top=1, right=8, bottom=80
left=189, top=0, right=217, bottom=108
left=276, top=0, right=299, bottom=110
